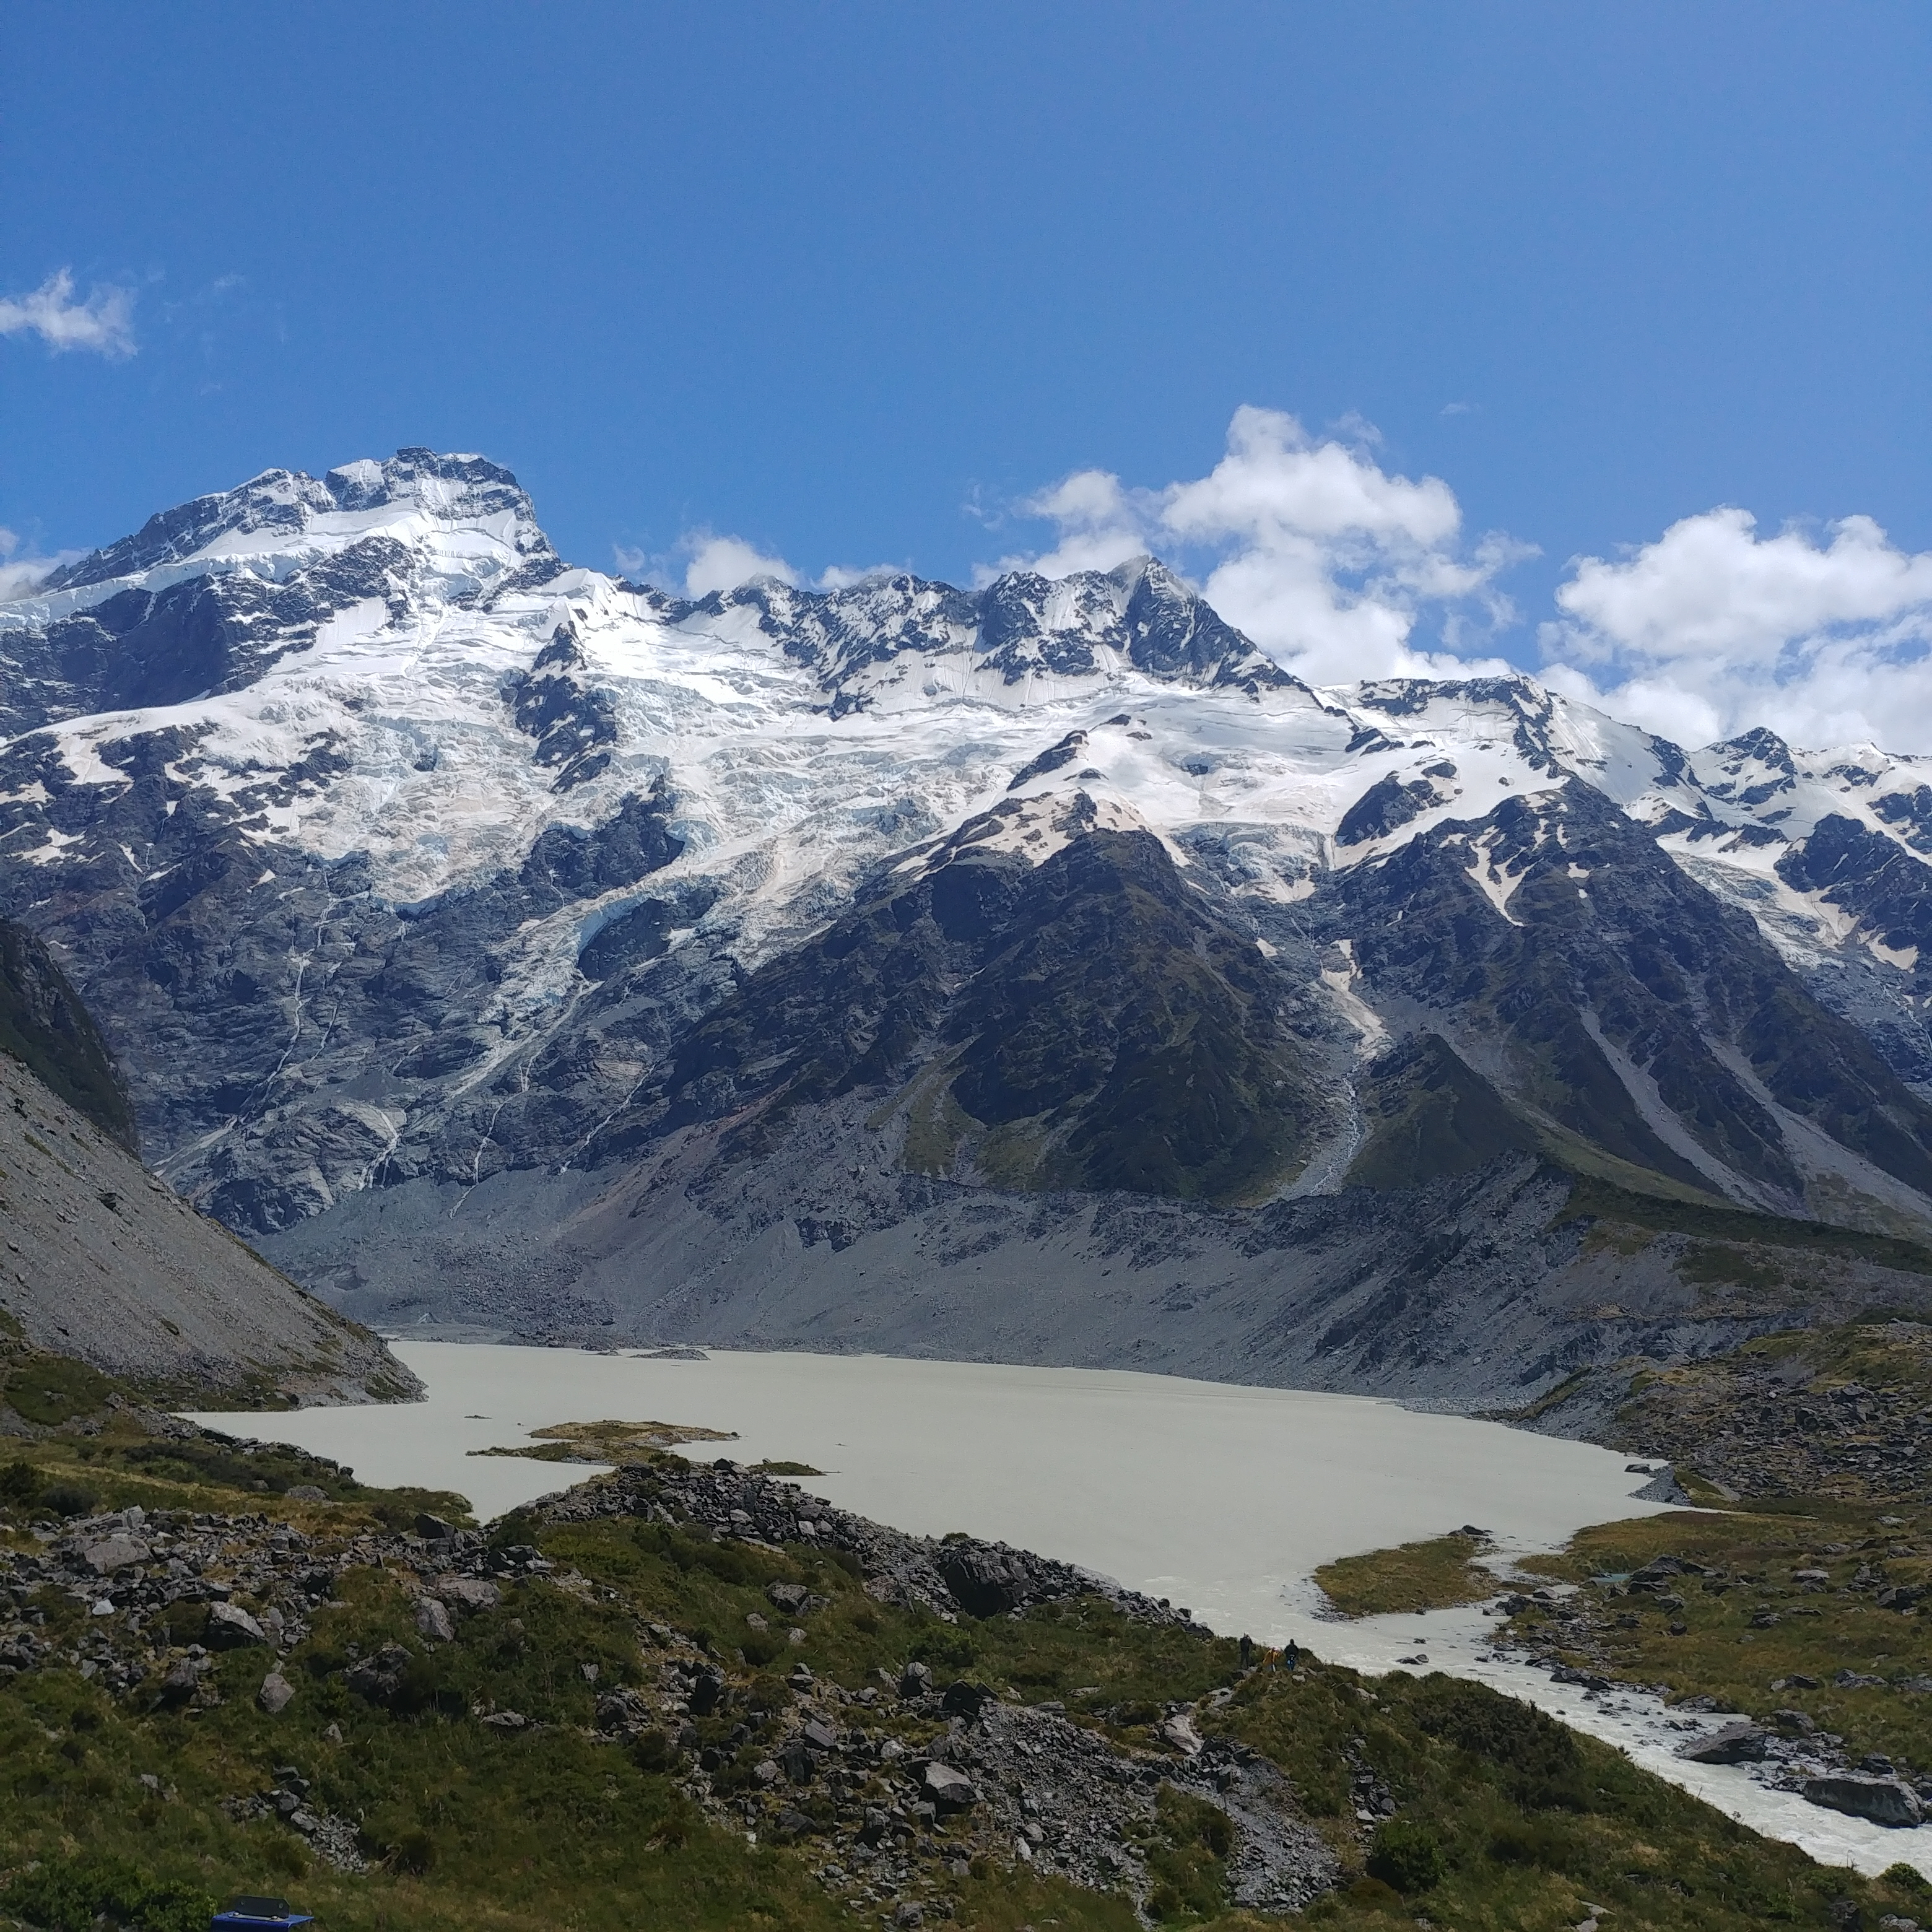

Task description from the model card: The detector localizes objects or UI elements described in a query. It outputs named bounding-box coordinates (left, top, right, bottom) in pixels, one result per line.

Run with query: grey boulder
left=1801, top=1776, right=1923, bottom=1828
left=920, top=1761, right=978, bottom=1814
left=204, top=1602, right=269, bottom=1649
left=1677, top=1722, right=1768, bottom=1765
left=415, top=1598, right=456, bottom=1643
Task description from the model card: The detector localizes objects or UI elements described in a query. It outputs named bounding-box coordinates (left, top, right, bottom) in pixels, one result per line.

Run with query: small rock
left=941, top=1679, right=992, bottom=1721
left=767, top=1582, right=808, bottom=1614
left=157, top=1657, right=203, bottom=1704
left=414, top=1513, right=456, bottom=1541
left=258, top=1672, right=295, bottom=1715
left=415, top=1598, right=455, bottom=1643
left=899, top=1661, right=933, bottom=1699
left=481, top=1709, right=528, bottom=1731
left=801, top=1718, right=839, bottom=1752
left=83, top=1533, right=150, bottom=1575
left=345, top=1642, right=412, bottom=1704
left=285, top=1485, right=328, bottom=1502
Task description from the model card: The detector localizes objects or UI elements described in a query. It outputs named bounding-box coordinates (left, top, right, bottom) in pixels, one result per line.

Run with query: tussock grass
left=1313, top=1533, right=1497, bottom=1617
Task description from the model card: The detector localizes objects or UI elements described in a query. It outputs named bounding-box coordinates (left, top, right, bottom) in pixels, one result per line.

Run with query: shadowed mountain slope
left=0, top=918, right=136, bottom=1152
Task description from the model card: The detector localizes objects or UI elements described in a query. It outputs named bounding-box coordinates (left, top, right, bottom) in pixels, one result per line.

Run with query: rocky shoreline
left=1487, top=1557, right=1932, bottom=1833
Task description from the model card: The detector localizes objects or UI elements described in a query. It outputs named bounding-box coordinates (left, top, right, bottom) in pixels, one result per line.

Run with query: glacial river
left=184, top=1341, right=1931, bottom=1881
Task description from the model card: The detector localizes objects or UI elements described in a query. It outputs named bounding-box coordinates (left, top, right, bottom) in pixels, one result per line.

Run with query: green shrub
left=1343, top=1875, right=1405, bottom=1910
left=1487, top=1817, right=1576, bottom=1870
left=37, top=1479, right=98, bottom=1518
left=0, top=1853, right=215, bottom=1932
left=0, top=1456, right=41, bottom=1507
left=2, top=1356, right=114, bottom=1427
left=1411, top=1675, right=1585, bottom=1809
left=390, top=1827, right=437, bottom=1874
left=1366, top=1819, right=1445, bottom=1894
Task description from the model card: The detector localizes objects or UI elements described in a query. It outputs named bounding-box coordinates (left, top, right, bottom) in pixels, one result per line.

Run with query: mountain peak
left=40, top=448, right=555, bottom=597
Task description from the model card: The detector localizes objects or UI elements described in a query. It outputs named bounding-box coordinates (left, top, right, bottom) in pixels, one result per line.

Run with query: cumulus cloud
left=1542, top=508, right=1932, bottom=750
left=0, top=269, right=136, bottom=358
left=816, top=562, right=903, bottom=591
left=990, top=406, right=1524, bottom=685
left=681, top=533, right=798, bottom=599
left=0, top=528, right=82, bottom=602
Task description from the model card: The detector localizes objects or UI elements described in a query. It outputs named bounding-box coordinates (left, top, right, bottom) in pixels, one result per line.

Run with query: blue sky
left=4, top=2, right=1931, bottom=746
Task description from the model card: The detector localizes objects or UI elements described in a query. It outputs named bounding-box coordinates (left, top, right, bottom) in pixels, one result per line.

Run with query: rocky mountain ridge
left=7, top=453, right=1932, bottom=1396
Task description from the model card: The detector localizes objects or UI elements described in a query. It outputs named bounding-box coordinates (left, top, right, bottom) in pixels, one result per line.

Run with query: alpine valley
left=8, top=450, right=1932, bottom=1407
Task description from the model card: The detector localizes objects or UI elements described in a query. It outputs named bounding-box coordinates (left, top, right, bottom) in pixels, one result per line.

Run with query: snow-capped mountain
left=6, top=451, right=1932, bottom=1391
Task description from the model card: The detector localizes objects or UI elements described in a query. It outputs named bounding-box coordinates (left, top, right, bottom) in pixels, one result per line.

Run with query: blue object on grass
left=212, top=1897, right=313, bottom=1930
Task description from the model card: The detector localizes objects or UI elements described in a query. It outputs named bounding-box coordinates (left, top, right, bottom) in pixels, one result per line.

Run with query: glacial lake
left=184, top=1341, right=1931, bottom=1881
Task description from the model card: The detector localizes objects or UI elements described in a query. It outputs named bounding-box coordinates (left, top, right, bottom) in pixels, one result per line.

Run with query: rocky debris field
left=549, top=1458, right=1338, bottom=1915
left=1492, top=1513, right=1932, bottom=1832
left=548, top=1455, right=1193, bottom=1625
left=0, top=1048, right=415, bottom=1407
left=1601, top=1319, right=1932, bottom=1507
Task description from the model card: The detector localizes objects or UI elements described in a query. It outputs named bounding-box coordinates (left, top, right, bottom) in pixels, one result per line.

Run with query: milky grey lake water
left=188, top=1341, right=1661, bottom=1625
left=184, top=1341, right=1932, bottom=1879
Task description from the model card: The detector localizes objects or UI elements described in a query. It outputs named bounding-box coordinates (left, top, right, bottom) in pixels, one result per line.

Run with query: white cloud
left=992, top=406, right=1523, bottom=685
left=1543, top=508, right=1932, bottom=749
left=815, top=563, right=903, bottom=591
left=681, top=533, right=798, bottom=599
left=0, top=268, right=136, bottom=358
left=0, top=528, right=82, bottom=601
